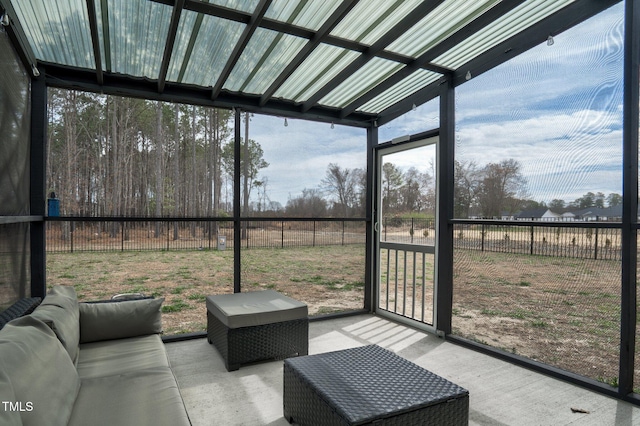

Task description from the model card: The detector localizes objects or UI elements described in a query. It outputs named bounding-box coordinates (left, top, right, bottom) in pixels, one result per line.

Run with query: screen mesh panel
left=0, top=29, right=31, bottom=307
left=453, top=4, right=623, bottom=386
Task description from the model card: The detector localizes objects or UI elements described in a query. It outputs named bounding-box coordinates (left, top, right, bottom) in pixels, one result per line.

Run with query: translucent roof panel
left=265, top=0, right=342, bottom=31
left=330, top=0, right=424, bottom=45
left=386, top=0, right=500, bottom=58
left=199, top=0, right=260, bottom=13
left=224, top=28, right=307, bottom=95
left=274, top=44, right=360, bottom=103
left=10, top=0, right=95, bottom=69
left=319, top=58, right=405, bottom=108
left=357, top=69, right=441, bottom=114
left=6, top=0, right=608, bottom=124
left=166, top=11, right=245, bottom=87
left=433, top=0, right=575, bottom=69
left=98, top=0, right=172, bottom=78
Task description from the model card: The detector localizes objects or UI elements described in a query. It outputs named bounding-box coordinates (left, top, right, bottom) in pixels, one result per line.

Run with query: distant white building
left=516, top=208, right=563, bottom=221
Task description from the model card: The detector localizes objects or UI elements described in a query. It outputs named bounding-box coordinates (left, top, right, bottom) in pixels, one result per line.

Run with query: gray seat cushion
left=77, top=334, right=170, bottom=379
left=68, top=368, right=191, bottom=426
left=206, top=290, right=307, bottom=328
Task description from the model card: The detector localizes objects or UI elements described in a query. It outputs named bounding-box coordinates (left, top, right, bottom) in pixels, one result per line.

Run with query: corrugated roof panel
left=433, top=0, right=574, bottom=69
left=330, top=0, right=423, bottom=45
left=224, top=28, right=306, bottom=94
left=103, top=0, right=172, bottom=79
left=319, top=58, right=404, bottom=108
left=386, top=0, right=500, bottom=58
left=274, top=44, right=360, bottom=102
left=10, top=0, right=95, bottom=69
left=265, top=0, right=342, bottom=31
left=200, top=0, right=260, bottom=13
left=356, top=69, right=441, bottom=113
left=166, top=11, right=245, bottom=86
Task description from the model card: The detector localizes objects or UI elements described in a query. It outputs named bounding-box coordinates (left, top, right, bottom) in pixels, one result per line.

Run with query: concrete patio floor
left=166, top=314, right=640, bottom=425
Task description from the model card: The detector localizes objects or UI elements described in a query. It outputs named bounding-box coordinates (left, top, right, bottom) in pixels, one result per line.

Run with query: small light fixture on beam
left=31, top=64, right=40, bottom=77
left=1, top=13, right=9, bottom=27
left=284, top=118, right=288, bottom=127
left=331, top=122, right=334, bottom=129
left=412, top=103, right=417, bottom=111
left=547, top=35, right=554, bottom=46
left=465, top=70, right=472, bottom=81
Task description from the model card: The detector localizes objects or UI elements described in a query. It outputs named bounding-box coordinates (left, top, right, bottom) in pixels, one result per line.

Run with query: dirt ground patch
left=46, top=245, right=632, bottom=389
left=452, top=250, right=623, bottom=387
left=47, top=246, right=365, bottom=335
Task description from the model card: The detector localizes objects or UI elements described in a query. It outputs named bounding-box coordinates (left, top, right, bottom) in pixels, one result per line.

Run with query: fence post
left=342, top=221, right=345, bottom=246
left=167, top=221, right=170, bottom=251
left=481, top=224, right=485, bottom=252
left=530, top=225, right=534, bottom=255
left=70, top=221, right=74, bottom=253
left=594, top=227, right=599, bottom=260
left=121, top=221, right=124, bottom=252
left=281, top=221, right=284, bottom=248
left=313, top=221, right=316, bottom=247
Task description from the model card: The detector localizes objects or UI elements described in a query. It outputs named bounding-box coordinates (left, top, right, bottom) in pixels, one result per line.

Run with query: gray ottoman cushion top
left=206, top=290, right=307, bottom=328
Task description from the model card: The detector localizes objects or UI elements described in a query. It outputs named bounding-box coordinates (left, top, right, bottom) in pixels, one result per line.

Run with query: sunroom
left=1, top=0, right=640, bottom=424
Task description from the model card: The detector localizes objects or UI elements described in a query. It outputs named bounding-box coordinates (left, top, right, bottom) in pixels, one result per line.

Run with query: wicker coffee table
left=283, top=345, right=469, bottom=425
left=206, top=290, right=308, bottom=371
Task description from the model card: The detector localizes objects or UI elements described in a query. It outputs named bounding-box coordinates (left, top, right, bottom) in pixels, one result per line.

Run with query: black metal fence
left=381, top=218, right=622, bottom=261
left=46, top=217, right=622, bottom=261
left=45, top=218, right=366, bottom=253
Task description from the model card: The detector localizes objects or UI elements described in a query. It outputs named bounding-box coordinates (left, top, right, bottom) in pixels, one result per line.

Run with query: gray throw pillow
left=79, top=298, right=164, bottom=343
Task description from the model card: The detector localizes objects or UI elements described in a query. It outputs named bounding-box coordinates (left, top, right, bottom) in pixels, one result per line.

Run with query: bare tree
left=154, top=102, right=164, bottom=237
left=454, top=160, right=479, bottom=219
left=476, top=159, right=527, bottom=218
left=382, top=162, right=403, bottom=214
left=322, top=163, right=357, bottom=217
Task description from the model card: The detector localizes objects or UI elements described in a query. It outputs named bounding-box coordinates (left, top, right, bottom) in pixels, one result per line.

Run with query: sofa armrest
left=79, top=298, right=164, bottom=343
left=0, top=297, right=42, bottom=330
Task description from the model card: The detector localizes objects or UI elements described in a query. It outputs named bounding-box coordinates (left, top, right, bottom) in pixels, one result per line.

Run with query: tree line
left=47, top=90, right=367, bottom=220
left=454, top=159, right=622, bottom=218
left=47, top=90, right=618, bottom=223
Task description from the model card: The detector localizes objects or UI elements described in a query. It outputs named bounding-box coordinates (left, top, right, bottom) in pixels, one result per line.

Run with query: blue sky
left=248, top=2, right=624, bottom=207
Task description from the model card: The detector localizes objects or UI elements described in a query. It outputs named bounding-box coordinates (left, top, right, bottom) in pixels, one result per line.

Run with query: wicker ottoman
left=206, top=290, right=308, bottom=371
left=283, top=345, right=469, bottom=425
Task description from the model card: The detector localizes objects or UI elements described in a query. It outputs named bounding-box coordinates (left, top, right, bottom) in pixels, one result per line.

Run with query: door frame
left=373, top=134, right=440, bottom=333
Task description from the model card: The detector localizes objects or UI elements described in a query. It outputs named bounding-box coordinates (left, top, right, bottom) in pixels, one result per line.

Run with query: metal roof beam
left=158, top=0, right=184, bottom=93
left=258, top=0, right=361, bottom=107
left=0, top=0, right=38, bottom=73
left=42, top=62, right=375, bottom=128
left=301, top=0, right=445, bottom=113
left=210, top=0, right=272, bottom=100
left=99, top=0, right=111, bottom=71
left=155, top=0, right=445, bottom=76
left=85, top=0, right=104, bottom=85
left=339, top=0, right=526, bottom=118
